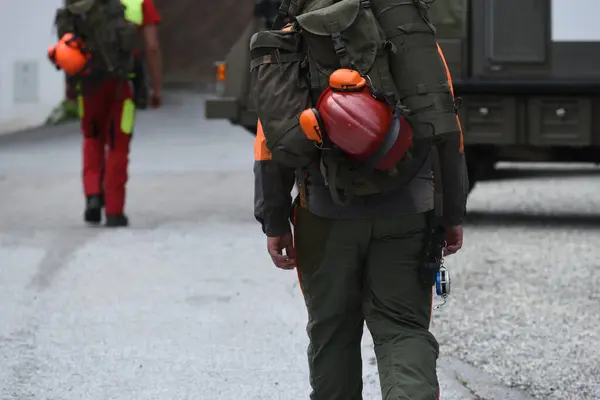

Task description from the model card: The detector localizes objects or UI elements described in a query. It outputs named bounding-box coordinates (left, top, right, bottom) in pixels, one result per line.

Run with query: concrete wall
left=154, top=0, right=253, bottom=87
left=0, top=0, right=65, bottom=134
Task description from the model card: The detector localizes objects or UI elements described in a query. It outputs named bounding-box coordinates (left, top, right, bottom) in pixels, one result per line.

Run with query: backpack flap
left=295, top=0, right=398, bottom=104
left=296, top=0, right=375, bottom=71
left=249, top=30, right=319, bottom=168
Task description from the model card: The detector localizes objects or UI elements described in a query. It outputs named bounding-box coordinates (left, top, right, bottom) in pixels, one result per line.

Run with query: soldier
left=255, top=97, right=467, bottom=400
left=50, top=0, right=162, bottom=227
left=252, top=1, right=469, bottom=398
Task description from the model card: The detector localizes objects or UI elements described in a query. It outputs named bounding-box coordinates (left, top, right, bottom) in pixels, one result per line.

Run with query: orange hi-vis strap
left=437, top=43, right=464, bottom=152
left=254, top=119, right=273, bottom=161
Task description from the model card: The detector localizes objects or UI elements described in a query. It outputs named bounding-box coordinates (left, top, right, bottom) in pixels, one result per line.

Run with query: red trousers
left=79, top=80, right=135, bottom=216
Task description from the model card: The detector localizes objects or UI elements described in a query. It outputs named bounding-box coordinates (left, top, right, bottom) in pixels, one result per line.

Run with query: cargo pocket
left=249, top=30, right=319, bottom=168
left=294, top=205, right=333, bottom=277
left=372, top=0, right=459, bottom=139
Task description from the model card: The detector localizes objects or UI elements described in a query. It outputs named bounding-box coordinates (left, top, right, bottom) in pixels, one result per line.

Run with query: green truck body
left=206, top=0, right=600, bottom=191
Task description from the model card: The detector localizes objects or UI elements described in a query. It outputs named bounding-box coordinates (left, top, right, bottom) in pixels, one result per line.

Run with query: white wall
left=552, top=0, right=600, bottom=42
left=0, top=0, right=65, bottom=134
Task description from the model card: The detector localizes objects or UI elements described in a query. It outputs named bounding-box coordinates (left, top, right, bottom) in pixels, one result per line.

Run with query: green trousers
left=294, top=206, right=439, bottom=400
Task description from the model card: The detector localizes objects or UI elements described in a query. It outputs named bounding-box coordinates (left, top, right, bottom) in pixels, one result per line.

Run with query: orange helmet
left=300, top=69, right=413, bottom=170
left=53, top=33, right=90, bottom=76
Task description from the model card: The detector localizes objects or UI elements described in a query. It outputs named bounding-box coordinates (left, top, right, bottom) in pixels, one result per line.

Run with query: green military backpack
left=54, top=0, right=140, bottom=80
left=250, top=0, right=461, bottom=205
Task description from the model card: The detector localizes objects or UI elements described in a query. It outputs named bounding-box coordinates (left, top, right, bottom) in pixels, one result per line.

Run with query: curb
left=0, top=89, right=202, bottom=144
left=0, top=122, right=79, bottom=145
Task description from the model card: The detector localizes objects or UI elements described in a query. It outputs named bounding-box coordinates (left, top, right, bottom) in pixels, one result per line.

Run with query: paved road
left=0, top=91, right=598, bottom=399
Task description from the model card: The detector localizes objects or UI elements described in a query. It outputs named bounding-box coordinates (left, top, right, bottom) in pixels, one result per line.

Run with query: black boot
left=84, top=194, right=103, bottom=224
left=106, top=214, right=129, bottom=227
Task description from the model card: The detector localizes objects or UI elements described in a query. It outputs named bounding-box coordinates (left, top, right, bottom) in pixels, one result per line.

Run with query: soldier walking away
left=252, top=0, right=468, bottom=398
left=48, top=0, right=162, bottom=227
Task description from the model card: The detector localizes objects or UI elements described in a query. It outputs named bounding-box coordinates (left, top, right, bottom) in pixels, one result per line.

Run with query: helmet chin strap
left=358, top=108, right=401, bottom=172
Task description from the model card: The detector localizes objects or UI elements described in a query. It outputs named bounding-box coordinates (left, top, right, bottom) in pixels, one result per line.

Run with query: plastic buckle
left=360, top=0, right=372, bottom=8
left=331, top=34, right=346, bottom=57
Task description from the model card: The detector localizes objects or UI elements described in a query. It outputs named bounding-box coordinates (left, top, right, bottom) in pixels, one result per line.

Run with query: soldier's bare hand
left=267, top=233, right=296, bottom=270
left=444, top=224, right=463, bottom=256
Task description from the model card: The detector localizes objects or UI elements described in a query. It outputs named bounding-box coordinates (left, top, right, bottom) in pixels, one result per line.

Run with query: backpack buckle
left=331, top=33, right=346, bottom=57
left=360, top=0, right=372, bottom=8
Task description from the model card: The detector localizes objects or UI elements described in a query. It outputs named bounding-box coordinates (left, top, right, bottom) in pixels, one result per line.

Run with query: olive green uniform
left=254, top=135, right=467, bottom=400
left=294, top=208, right=439, bottom=400
left=252, top=0, right=469, bottom=398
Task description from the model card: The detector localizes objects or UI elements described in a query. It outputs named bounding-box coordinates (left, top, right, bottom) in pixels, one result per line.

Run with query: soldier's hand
left=444, top=224, right=463, bottom=256
left=267, top=232, right=296, bottom=270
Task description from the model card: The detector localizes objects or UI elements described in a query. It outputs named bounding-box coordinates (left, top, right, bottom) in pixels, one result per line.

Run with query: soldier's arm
left=140, top=0, right=163, bottom=97
left=436, top=43, right=468, bottom=227
left=254, top=121, right=296, bottom=236
left=437, top=129, right=468, bottom=227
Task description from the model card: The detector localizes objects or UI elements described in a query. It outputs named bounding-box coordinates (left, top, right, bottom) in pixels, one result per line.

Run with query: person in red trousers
left=74, top=0, right=162, bottom=227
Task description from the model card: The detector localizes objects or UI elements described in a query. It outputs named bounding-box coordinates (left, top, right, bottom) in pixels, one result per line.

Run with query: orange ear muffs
left=299, top=108, right=324, bottom=144
left=329, top=68, right=367, bottom=92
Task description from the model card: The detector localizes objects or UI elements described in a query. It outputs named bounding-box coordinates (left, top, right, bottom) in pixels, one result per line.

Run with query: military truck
left=205, top=0, right=600, bottom=193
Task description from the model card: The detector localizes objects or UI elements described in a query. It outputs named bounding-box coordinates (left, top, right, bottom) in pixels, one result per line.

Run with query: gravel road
left=435, top=162, right=600, bottom=400
left=0, top=91, right=598, bottom=399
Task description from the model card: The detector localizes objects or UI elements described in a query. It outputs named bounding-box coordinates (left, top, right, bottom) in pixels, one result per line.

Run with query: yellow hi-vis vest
left=121, top=0, right=144, bottom=26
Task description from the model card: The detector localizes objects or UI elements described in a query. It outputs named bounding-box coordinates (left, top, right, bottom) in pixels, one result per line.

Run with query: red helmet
left=300, top=69, right=413, bottom=170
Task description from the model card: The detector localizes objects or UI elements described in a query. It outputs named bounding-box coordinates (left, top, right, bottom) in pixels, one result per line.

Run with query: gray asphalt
left=0, top=91, right=598, bottom=399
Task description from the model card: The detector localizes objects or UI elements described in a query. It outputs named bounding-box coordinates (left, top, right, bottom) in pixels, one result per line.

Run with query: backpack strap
left=250, top=52, right=306, bottom=70
left=321, top=155, right=355, bottom=207
left=272, top=0, right=293, bottom=30
left=359, top=109, right=401, bottom=171
left=431, top=144, right=444, bottom=225
left=328, top=22, right=351, bottom=69
left=361, top=0, right=398, bottom=104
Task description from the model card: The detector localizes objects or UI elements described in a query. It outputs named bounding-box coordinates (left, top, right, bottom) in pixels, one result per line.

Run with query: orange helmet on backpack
left=300, top=69, right=413, bottom=171
left=52, top=33, right=90, bottom=76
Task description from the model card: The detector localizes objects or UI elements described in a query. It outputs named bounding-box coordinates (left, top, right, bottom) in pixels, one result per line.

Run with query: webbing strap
left=362, top=5, right=398, bottom=102
left=272, top=0, right=293, bottom=30
left=250, top=53, right=305, bottom=70
left=328, top=20, right=351, bottom=69
left=398, top=83, right=452, bottom=99
left=431, top=145, right=443, bottom=220
left=321, top=157, right=354, bottom=206
left=372, top=51, right=398, bottom=103
left=307, top=55, right=322, bottom=103
left=359, top=112, right=400, bottom=171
